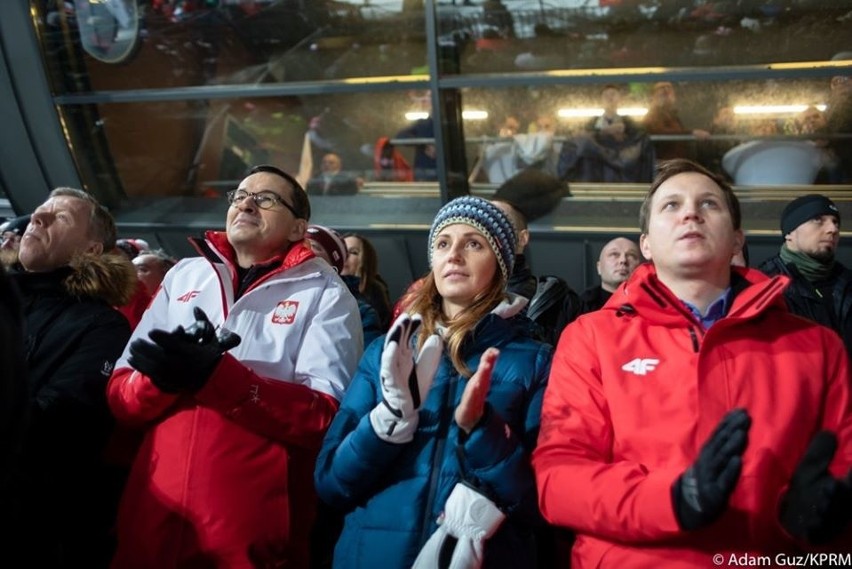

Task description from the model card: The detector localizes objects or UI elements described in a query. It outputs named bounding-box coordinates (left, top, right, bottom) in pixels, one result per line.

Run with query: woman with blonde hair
left=315, top=196, right=552, bottom=569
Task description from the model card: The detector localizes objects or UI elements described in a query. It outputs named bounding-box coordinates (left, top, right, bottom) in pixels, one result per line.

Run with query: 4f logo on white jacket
left=622, top=358, right=660, bottom=376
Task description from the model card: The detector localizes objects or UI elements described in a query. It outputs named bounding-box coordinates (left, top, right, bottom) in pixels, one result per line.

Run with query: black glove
left=128, top=307, right=241, bottom=393
left=779, top=431, right=852, bottom=545
left=673, top=408, right=751, bottom=531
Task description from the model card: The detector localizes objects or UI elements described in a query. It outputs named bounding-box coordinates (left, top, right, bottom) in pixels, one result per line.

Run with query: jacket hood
left=5, top=251, right=138, bottom=307
left=602, top=263, right=790, bottom=326
left=65, top=252, right=139, bottom=306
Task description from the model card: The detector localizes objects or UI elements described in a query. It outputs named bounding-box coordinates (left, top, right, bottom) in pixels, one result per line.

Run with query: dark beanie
left=780, top=194, right=840, bottom=237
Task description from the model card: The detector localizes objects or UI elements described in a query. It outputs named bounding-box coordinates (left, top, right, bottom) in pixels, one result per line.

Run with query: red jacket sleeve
left=193, top=353, right=340, bottom=450
left=107, top=366, right=180, bottom=427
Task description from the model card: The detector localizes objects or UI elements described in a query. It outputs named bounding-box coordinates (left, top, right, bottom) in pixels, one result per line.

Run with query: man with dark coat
left=306, top=152, right=360, bottom=196
left=0, top=265, right=28, bottom=553
left=5, top=187, right=137, bottom=567
left=759, top=194, right=852, bottom=356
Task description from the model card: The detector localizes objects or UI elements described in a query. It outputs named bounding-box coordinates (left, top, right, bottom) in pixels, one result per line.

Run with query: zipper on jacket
left=689, top=327, right=700, bottom=353
left=418, top=368, right=453, bottom=548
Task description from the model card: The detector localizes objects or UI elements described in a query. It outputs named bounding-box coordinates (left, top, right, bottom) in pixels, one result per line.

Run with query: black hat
left=780, top=194, right=840, bottom=237
left=492, top=168, right=570, bottom=222
left=0, top=215, right=30, bottom=236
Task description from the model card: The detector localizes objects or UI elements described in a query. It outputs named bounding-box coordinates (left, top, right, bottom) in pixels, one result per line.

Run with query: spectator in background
left=491, top=199, right=535, bottom=300
left=697, top=105, right=740, bottom=180
left=115, top=238, right=149, bottom=260
left=0, top=214, right=30, bottom=254
left=306, top=224, right=382, bottom=347
left=131, top=249, right=176, bottom=298
left=492, top=168, right=579, bottom=347
left=579, top=237, right=642, bottom=314
left=395, top=117, right=437, bottom=182
left=483, top=0, right=515, bottom=38
left=395, top=90, right=438, bottom=182
left=107, top=165, right=363, bottom=569
left=342, top=233, right=392, bottom=329
left=758, top=194, right=852, bottom=356
left=825, top=51, right=852, bottom=182
left=559, top=84, right=655, bottom=183
left=315, top=196, right=551, bottom=569
left=306, top=152, right=360, bottom=196
left=113, top=238, right=153, bottom=330
left=585, top=85, right=639, bottom=144
left=643, top=81, right=710, bottom=161
left=4, top=187, right=137, bottom=568
left=498, top=115, right=520, bottom=138
left=793, top=105, right=843, bottom=183
left=534, top=160, right=852, bottom=568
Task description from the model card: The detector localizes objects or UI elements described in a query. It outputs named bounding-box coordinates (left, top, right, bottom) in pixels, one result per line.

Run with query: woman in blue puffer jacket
left=315, top=196, right=552, bottom=569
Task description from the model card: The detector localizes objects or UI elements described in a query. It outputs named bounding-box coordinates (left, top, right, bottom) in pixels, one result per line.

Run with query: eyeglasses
left=226, top=189, right=301, bottom=218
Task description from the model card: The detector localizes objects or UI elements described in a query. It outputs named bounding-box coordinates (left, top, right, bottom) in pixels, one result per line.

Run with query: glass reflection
left=60, top=90, right=446, bottom=200
left=35, top=1, right=852, bottom=95
left=439, top=0, right=852, bottom=74
left=463, top=76, right=852, bottom=185
left=35, top=0, right=428, bottom=93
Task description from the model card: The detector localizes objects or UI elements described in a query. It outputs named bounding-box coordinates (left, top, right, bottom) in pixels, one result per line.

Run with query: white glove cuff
left=370, top=403, right=418, bottom=444
left=441, top=483, right=506, bottom=541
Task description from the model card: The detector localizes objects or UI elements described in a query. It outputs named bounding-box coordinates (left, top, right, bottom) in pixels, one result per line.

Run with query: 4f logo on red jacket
left=272, top=300, right=299, bottom=325
left=177, top=290, right=200, bottom=303
left=621, top=358, right=660, bottom=376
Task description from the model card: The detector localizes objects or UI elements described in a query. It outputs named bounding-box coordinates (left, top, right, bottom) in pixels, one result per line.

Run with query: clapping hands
left=128, top=307, right=241, bottom=393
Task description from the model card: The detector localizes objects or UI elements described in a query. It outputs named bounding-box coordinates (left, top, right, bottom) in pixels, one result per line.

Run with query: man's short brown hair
left=248, top=164, right=311, bottom=221
left=639, top=159, right=741, bottom=234
left=48, top=187, right=117, bottom=251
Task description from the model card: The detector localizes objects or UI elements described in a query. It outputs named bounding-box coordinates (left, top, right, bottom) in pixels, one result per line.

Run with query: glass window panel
left=34, top=0, right=428, bottom=95
left=58, top=90, right=445, bottom=206
left=437, top=1, right=852, bottom=74
left=462, top=75, right=851, bottom=186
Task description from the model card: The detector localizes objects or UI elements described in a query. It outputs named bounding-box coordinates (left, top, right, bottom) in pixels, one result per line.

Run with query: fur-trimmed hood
left=3, top=251, right=138, bottom=307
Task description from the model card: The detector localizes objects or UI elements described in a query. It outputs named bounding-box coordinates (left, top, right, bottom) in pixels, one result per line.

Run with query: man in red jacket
left=533, top=159, right=852, bottom=568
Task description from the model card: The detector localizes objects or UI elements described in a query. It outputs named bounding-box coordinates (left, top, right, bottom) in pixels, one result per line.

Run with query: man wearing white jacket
left=107, top=164, right=363, bottom=569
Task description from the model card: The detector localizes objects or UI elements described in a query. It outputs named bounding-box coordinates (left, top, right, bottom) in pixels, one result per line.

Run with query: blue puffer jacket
left=315, top=298, right=552, bottom=569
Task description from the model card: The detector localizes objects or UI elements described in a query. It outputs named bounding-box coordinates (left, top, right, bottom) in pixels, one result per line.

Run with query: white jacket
left=116, top=233, right=363, bottom=400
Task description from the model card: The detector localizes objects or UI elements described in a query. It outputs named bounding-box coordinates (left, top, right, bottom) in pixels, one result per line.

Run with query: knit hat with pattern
left=428, top=196, right=517, bottom=280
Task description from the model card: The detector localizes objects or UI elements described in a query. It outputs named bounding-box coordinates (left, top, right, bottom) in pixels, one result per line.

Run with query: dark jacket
left=557, top=129, right=656, bottom=184
left=578, top=285, right=612, bottom=315
left=0, top=266, right=28, bottom=548
left=526, top=276, right=582, bottom=346
left=395, top=118, right=437, bottom=182
left=8, top=253, right=136, bottom=568
left=306, top=173, right=359, bottom=196
left=315, top=297, right=552, bottom=569
left=507, top=253, right=537, bottom=300
left=362, top=277, right=392, bottom=331
left=758, top=255, right=852, bottom=356
left=342, top=274, right=383, bottom=348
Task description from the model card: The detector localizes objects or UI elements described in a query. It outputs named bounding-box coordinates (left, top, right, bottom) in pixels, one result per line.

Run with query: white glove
left=370, top=313, right=442, bottom=443
left=412, top=483, right=506, bottom=569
